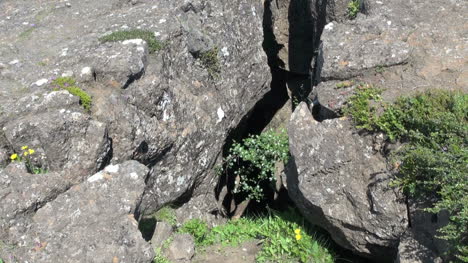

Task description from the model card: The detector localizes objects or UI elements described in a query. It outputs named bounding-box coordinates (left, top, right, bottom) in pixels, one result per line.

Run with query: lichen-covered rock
left=287, top=103, right=408, bottom=260
left=89, top=39, right=149, bottom=89
left=0, top=161, right=154, bottom=263
left=1, top=90, right=111, bottom=181
left=0, top=162, right=71, bottom=241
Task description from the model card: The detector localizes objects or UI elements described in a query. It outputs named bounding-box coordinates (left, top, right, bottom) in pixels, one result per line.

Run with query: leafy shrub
left=347, top=0, right=360, bottom=19
left=99, top=29, right=163, bottom=53
left=222, top=129, right=290, bottom=202
left=177, top=209, right=333, bottom=263
left=344, top=87, right=467, bottom=260
left=51, top=77, right=92, bottom=111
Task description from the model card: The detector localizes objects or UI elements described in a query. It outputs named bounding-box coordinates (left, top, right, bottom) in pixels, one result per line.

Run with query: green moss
left=99, top=30, right=163, bottom=53
left=51, top=77, right=92, bottom=111
left=344, top=87, right=468, bottom=260
left=199, top=47, right=221, bottom=78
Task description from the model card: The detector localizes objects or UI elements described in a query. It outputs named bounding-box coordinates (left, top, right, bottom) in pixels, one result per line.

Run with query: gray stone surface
left=314, top=0, right=468, bottom=118
left=167, top=233, right=195, bottom=261
left=0, top=161, right=154, bottom=263
left=0, top=162, right=71, bottom=240
left=287, top=103, right=408, bottom=260
left=395, top=231, right=441, bottom=263
left=0, top=0, right=270, bottom=215
left=264, top=0, right=327, bottom=74
left=151, top=221, right=174, bottom=249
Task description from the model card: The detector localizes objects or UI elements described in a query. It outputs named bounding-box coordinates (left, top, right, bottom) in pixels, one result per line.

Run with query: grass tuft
left=99, top=29, right=163, bottom=53
left=177, top=209, right=334, bottom=263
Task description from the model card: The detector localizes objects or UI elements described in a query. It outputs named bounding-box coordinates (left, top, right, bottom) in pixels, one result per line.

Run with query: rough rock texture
left=396, top=231, right=441, bottom=263
left=0, top=162, right=71, bottom=240
left=0, top=161, right=154, bottom=263
left=0, top=90, right=111, bottom=181
left=151, top=221, right=173, bottom=249
left=264, top=0, right=328, bottom=74
left=167, top=233, right=195, bottom=262
left=287, top=103, right=408, bottom=260
left=313, top=0, right=468, bottom=117
left=0, top=0, right=270, bottom=214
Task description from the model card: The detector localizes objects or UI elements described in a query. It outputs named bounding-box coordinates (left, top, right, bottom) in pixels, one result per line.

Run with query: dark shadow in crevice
left=122, top=70, right=145, bottom=89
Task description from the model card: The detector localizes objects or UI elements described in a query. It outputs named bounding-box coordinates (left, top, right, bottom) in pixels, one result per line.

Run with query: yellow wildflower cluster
left=294, top=228, right=302, bottom=241
left=10, top=146, right=35, bottom=161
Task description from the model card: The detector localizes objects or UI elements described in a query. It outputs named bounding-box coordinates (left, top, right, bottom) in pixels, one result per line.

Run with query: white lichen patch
left=105, top=164, right=120, bottom=174
left=87, top=172, right=104, bottom=182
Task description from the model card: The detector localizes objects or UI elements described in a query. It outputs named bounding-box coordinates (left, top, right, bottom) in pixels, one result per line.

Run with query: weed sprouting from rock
left=51, top=77, right=92, bottom=111
left=199, top=47, right=221, bottom=79
left=10, top=145, right=46, bottom=174
left=347, top=0, right=360, bottom=19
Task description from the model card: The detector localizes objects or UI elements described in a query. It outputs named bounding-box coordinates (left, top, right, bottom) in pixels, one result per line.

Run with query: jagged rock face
left=287, top=103, right=408, bottom=260
left=0, top=90, right=111, bottom=180
left=0, top=161, right=154, bottom=263
left=264, top=0, right=328, bottom=74
left=0, top=0, right=270, bottom=213
left=0, top=162, right=71, bottom=240
left=313, top=0, right=468, bottom=117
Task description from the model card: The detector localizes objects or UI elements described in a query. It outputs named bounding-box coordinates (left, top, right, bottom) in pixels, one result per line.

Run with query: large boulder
left=287, top=103, right=408, bottom=260
left=0, top=162, right=71, bottom=240
left=0, top=161, right=154, bottom=262
left=0, top=0, right=271, bottom=216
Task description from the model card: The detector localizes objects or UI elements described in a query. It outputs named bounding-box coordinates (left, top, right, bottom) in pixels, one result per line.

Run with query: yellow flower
left=28, top=149, right=35, bottom=155
left=10, top=153, right=18, bottom=160
left=295, top=234, right=302, bottom=241
left=23, top=152, right=29, bottom=156
left=21, top=146, right=28, bottom=150
left=294, top=229, right=301, bottom=234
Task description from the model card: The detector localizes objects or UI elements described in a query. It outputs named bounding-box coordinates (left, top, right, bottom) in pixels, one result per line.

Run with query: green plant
left=341, top=84, right=383, bottom=132
left=335, top=80, right=354, bottom=89
left=51, top=77, right=92, bottom=111
left=99, top=30, right=163, bottom=53
left=344, top=88, right=468, bottom=260
left=10, top=145, right=47, bottom=174
left=178, top=219, right=210, bottom=246
left=153, top=247, right=171, bottom=263
left=199, top=47, right=221, bottom=78
left=154, top=206, right=177, bottom=226
left=222, top=129, right=289, bottom=202
left=347, top=0, right=360, bottom=19
left=177, top=209, right=333, bottom=263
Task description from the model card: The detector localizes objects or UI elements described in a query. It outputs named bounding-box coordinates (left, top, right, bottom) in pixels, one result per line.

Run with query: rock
left=2, top=90, right=111, bottom=181
left=405, top=200, right=450, bottom=260
left=317, top=21, right=411, bottom=81
left=264, top=0, right=328, bottom=74
left=151, top=221, right=174, bottom=249
left=0, top=162, right=71, bottom=241
left=0, top=161, right=154, bottom=263
left=90, top=39, right=149, bottom=89
left=395, top=231, right=441, bottom=263
left=287, top=103, right=408, bottom=260
left=167, top=233, right=195, bottom=261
